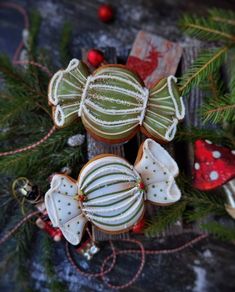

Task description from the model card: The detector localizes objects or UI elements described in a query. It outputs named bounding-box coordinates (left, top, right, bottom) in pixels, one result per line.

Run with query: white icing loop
left=78, top=75, right=93, bottom=117
left=139, top=87, right=149, bottom=126
left=134, top=138, right=181, bottom=204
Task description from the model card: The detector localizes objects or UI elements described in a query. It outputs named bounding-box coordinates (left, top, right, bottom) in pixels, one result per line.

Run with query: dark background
left=0, top=0, right=235, bottom=291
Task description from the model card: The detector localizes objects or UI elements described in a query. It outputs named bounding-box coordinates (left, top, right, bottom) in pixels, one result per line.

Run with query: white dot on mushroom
left=194, top=162, right=200, bottom=170
left=212, top=151, right=221, bottom=158
left=205, top=140, right=212, bottom=144
left=209, top=171, right=219, bottom=181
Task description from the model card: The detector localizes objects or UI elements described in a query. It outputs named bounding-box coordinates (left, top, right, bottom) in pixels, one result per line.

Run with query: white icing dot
left=205, top=140, right=212, bottom=144
left=194, top=162, right=200, bottom=170
left=232, top=150, right=235, bottom=155
left=209, top=171, right=219, bottom=181
left=212, top=151, right=221, bottom=158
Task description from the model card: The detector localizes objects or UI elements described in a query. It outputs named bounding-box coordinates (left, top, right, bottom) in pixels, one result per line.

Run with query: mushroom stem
left=223, top=179, right=235, bottom=219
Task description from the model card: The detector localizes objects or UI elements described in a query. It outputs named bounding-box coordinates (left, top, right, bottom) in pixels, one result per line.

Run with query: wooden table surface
left=0, top=0, right=235, bottom=291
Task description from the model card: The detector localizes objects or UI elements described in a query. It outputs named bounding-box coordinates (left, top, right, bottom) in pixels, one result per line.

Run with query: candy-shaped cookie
left=48, top=59, right=185, bottom=143
left=45, top=138, right=181, bottom=245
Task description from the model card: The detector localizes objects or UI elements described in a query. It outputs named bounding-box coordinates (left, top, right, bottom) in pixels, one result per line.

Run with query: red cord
left=0, top=210, right=40, bottom=245
left=66, top=233, right=208, bottom=289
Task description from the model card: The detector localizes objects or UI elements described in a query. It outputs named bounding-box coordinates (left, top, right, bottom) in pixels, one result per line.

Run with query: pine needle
left=179, top=47, right=228, bottom=95
left=180, top=14, right=235, bottom=42
left=202, top=94, right=235, bottom=124
left=208, top=8, right=235, bottom=27
left=202, top=222, right=235, bottom=241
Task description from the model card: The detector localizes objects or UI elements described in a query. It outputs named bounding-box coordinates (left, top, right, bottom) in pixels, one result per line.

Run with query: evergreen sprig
left=179, top=47, right=228, bottom=95
left=208, top=8, right=235, bottom=27
left=202, top=222, right=235, bottom=241
left=201, top=94, right=235, bottom=124
left=180, top=14, right=235, bottom=43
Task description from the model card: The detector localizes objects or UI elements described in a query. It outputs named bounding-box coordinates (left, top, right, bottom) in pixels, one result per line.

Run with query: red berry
left=138, top=181, right=145, bottom=190
left=132, top=217, right=145, bottom=233
left=87, top=49, right=104, bottom=67
left=98, top=4, right=114, bottom=22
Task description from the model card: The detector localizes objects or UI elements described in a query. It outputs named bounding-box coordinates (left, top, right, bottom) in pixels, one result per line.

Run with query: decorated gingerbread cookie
left=48, top=59, right=185, bottom=143
left=45, top=139, right=181, bottom=245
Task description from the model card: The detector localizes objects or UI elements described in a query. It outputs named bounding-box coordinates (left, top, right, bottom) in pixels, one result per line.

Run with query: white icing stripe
left=139, top=88, right=149, bottom=126
left=85, top=188, right=137, bottom=205
left=92, top=75, right=145, bottom=95
left=142, top=122, right=167, bottom=140
left=150, top=95, right=171, bottom=101
left=89, top=84, right=144, bottom=101
left=82, top=167, right=136, bottom=190
left=83, top=105, right=140, bottom=125
left=148, top=103, right=175, bottom=111
left=61, top=103, right=80, bottom=109
left=95, top=68, right=141, bottom=85
left=82, top=114, right=138, bottom=136
left=63, top=78, right=83, bottom=91
left=90, top=95, right=137, bottom=107
left=167, top=75, right=185, bottom=119
left=87, top=195, right=143, bottom=223
left=145, top=116, right=168, bottom=129
left=57, top=93, right=82, bottom=97
left=146, top=109, right=172, bottom=122
left=68, top=71, right=85, bottom=84
left=83, top=192, right=140, bottom=213
left=85, top=99, right=143, bottom=115
left=150, top=82, right=168, bottom=95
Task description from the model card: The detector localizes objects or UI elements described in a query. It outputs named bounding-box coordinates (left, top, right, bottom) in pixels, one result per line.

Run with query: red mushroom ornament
left=193, top=139, right=235, bottom=219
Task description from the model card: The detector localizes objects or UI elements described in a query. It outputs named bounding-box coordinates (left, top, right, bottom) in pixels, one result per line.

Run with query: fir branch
left=208, top=8, right=235, bottom=26
left=201, top=94, right=235, bottom=124
left=15, top=219, right=37, bottom=291
left=180, top=15, right=235, bottom=42
left=145, top=201, right=187, bottom=237
left=201, top=222, right=235, bottom=241
left=179, top=47, right=228, bottom=95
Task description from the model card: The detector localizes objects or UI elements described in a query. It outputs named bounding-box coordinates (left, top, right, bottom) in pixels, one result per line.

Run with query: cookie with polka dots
left=45, top=138, right=181, bottom=245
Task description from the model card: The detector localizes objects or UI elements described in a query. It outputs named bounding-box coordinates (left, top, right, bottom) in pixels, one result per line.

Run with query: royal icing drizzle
left=45, top=139, right=181, bottom=245
left=48, top=59, right=185, bottom=141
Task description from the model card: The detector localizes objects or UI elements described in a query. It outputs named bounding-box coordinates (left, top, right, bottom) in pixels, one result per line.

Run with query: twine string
left=66, top=232, right=208, bottom=290
left=0, top=210, right=40, bottom=245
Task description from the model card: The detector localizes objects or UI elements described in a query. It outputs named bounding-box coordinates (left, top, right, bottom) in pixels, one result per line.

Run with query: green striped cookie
left=48, top=59, right=185, bottom=142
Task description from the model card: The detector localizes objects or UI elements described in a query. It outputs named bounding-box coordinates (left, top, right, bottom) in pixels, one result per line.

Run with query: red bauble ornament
left=138, top=181, right=145, bottom=190
left=98, top=4, right=114, bottom=22
left=132, top=217, right=145, bottom=233
left=87, top=49, right=104, bottom=67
